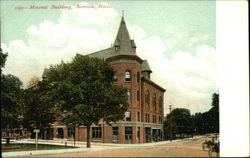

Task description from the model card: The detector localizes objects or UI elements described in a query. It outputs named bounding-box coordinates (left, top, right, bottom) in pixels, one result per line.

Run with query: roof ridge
left=86, top=47, right=113, bottom=56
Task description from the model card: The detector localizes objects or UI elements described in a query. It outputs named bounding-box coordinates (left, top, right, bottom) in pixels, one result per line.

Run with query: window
left=137, top=90, right=140, bottom=101
left=153, top=94, right=156, bottom=111
left=137, top=112, right=140, bottom=122
left=125, top=127, right=132, bottom=140
left=159, top=96, right=163, bottom=110
left=113, top=72, right=118, bottom=82
left=159, top=116, right=162, bottom=124
left=153, top=115, right=157, bottom=123
left=137, top=72, right=140, bottom=82
left=112, top=127, right=118, bottom=140
left=125, top=70, right=131, bottom=81
left=125, top=111, right=131, bottom=121
left=127, top=89, right=131, bottom=100
left=145, top=90, right=150, bottom=107
left=145, top=113, right=150, bottom=123
left=57, top=128, right=64, bottom=139
left=92, top=127, right=102, bottom=139
left=67, top=128, right=74, bottom=138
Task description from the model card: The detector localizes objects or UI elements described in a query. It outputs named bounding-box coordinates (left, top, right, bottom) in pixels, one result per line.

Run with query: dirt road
left=34, top=136, right=217, bottom=157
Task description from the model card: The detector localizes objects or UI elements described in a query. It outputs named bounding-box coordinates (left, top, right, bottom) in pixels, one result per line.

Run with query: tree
left=1, top=48, right=24, bottom=136
left=192, top=112, right=205, bottom=134
left=1, top=74, right=23, bottom=136
left=45, top=54, right=128, bottom=148
left=164, top=108, right=192, bottom=140
left=0, top=48, right=8, bottom=70
left=207, top=93, right=219, bottom=133
left=22, top=77, right=59, bottom=135
left=192, top=93, right=219, bottom=134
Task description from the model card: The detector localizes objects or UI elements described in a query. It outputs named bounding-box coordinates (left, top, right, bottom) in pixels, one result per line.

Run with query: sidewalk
left=2, top=137, right=199, bottom=157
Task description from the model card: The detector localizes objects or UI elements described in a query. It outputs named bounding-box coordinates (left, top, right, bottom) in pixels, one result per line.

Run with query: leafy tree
left=191, top=112, right=205, bottom=134
left=1, top=74, right=23, bottom=136
left=0, top=48, right=8, bottom=70
left=164, top=108, right=192, bottom=140
left=163, top=114, right=177, bottom=140
left=22, top=77, right=59, bottom=135
left=207, top=93, right=219, bottom=133
left=192, top=93, right=219, bottom=134
left=1, top=49, right=24, bottom=136
left=172, top=108, right=192, bottom=137
left=45, top=54, right=128, bottom=148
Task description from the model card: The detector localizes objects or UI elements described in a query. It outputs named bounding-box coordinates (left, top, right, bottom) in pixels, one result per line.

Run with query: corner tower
left=114, top=15, right=137, bottom=55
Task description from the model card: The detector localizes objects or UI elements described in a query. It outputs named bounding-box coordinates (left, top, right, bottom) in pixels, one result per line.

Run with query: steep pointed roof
left=141, top=60, right=152, bottom=72
left=87, top=15, right=137, bottom=59
left=113, top=15, right=136, bottom=55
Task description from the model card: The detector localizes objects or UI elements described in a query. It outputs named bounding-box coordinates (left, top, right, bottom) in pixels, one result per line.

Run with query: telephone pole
left=167, top=104, right=174, bottom=142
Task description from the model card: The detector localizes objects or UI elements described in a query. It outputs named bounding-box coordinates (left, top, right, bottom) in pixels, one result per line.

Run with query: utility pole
left=169, top=104, right=173, bottom=142
left=102, top=117, right=105, bottom=144
left=166, top=104, right=174, bottom=142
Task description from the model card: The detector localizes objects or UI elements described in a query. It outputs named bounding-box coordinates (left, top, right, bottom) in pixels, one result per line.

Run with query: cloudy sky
left=1, top=0, right=217, bottom=114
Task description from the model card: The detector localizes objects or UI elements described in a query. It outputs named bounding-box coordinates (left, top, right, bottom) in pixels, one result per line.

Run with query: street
left=33, top=135, right=217, bottom=157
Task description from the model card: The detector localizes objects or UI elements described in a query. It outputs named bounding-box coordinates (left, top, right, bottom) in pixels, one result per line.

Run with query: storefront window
left=92, top=127, right=102, bottom=139
left=112, top=127, right=118, bottom=140
left=125, top=127, right=132, bottom=140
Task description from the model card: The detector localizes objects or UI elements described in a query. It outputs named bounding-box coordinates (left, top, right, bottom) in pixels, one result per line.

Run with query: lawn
left=1, top=143, right=78, bottom=152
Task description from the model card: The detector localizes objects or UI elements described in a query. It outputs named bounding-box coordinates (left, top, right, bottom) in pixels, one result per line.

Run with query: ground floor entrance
left=42, top=122, right=163, bottom=144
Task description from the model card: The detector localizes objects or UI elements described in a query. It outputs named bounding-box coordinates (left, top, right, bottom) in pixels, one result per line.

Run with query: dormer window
left=114, top=39, right=120, bottom=51
left=125, top=70, right=131, bottom=81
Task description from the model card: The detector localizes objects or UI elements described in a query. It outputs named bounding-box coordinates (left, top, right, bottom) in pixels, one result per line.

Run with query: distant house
left=43, top=15, right=166, bottom=144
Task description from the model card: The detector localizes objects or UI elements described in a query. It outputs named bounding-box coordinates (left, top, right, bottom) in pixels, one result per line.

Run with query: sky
left=1, top=0, right=217, bottom=114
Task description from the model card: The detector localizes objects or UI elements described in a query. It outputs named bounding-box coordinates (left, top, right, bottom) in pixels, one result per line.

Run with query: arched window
left=113, top=72, right=118, bottom=82
left=125, top=70, right=131, bottom=81
left=145, top=90, right=150, bottom=108
left=159, top=96, right=163, bottom=110
left=153, top=93, right=156, bottom=111
left=137, top=72, right=140, bottom=82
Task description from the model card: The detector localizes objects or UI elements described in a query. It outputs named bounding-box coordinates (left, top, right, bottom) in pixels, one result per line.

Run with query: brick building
left=43, top=16, right=166, bottom=144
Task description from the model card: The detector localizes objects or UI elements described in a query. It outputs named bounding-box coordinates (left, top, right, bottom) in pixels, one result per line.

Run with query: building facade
left=45, top=16, right=166, bottom=144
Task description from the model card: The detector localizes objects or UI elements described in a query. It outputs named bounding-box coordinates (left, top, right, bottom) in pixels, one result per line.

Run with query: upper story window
left=137, top=72, right=140, bottom=82
left=159, top=96, right=163, bottom=110
left=113, top=72, right=118, bottom=82
left=125, top=70, right=131, bottom=81
left=127, top=89, right=131, bottom=100
left=153, top=93, right=156, bottom=111
left=145, top=90, right=150, bottom=106
left=125, top=111, right=131, bottom=121
left=137, top=90, right=140, bottom=101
